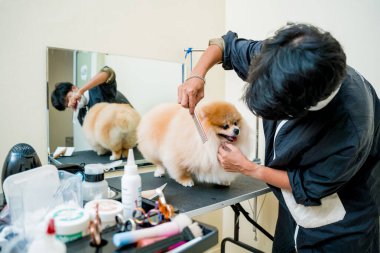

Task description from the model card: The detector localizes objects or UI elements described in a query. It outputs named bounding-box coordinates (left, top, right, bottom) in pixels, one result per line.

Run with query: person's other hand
left=178, top=77, right=205, bottom=114
left=218, top=142, right=253, bottom=175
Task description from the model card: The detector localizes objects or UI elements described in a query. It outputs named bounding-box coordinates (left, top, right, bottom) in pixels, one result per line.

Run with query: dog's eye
left=234, top=121, right=238, bottom=126
left=222, top=124, right=229, bottom=130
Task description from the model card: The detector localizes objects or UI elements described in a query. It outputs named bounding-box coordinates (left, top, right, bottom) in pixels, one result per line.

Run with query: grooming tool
left=137, top=222, right=203, bottom=253
left=53, top=147, right=67, bottom=159
left=136, top=235, right=169, bottom=248
left=103, top=160, right=126, bottom=172
left=182, top=48, right=208, bottom=143
left=72, top=93, right=87, bottom=125
left=167, top=235, right=202, bottom=253
left=52, top=147, right=75, bottom=159
left=156, top=188, right=174, bottom=220
left=88, top=203, right=102, bottom=246
left=113, top=213, right=192, bottom=248
left=133, top=200, right=163, bottom=226
left=158, top=199, right=174, bottom=221
left=116, top=214, right=137, bottom=232
left=84, top=199, right=123, bottom=229
left=141, top=183, right=168, bottom=200
left=192, top=111, right=208, bottom=143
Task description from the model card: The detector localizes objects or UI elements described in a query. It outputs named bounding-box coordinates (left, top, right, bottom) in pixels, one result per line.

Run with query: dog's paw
left=219, top=181, right=231, bottom=186
left=178, top=178, right=194, bottom=187
left=154, top=167, right=165, bottom=177
left=110, top=151, right=122, bottom=161
left=96, top=150, right=107, bottom=156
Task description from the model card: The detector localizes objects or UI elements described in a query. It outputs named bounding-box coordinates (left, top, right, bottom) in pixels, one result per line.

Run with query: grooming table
left=49, top=154, right=273, bottom=252
left=49, top=147, right=151, bottom=168
left=107, top=172, right=270, bottom=217
left=107, top=172, right=273, bottom=252
left=66, top=200, right=218, bottom=253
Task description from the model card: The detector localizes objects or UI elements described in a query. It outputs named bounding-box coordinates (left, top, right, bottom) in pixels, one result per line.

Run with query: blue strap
left=184, top=47, right=192, bottom=58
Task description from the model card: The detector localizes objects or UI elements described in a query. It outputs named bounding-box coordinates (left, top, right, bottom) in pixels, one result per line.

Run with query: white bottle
left=28, top=219, right=66, bottom=253
left=121, top=149, right=142, bottom=219
left=82, top=164, right=109, bottom=202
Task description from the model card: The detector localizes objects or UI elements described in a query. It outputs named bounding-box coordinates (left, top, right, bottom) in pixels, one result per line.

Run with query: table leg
left=221, top=237, right=265, bottom=253
left=235, top=203, right=274, bottom=241
left=221, top=203, right=274, bottom=253
left=231, top=204, right=241, bottom=241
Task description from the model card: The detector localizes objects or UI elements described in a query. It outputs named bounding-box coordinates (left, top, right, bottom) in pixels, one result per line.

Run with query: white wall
left=0, top=0, right=225, bottom=166
left=225, top=0, right=380, bottom=89
left=48, top=49, right=74, bottom=152
left=105, top=55, right=182, bottom=115
left=224, top=0, right=380, bottom=252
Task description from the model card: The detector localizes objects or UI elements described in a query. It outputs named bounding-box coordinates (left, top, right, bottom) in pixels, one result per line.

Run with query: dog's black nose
left=234, top=128, right=240, bottom=135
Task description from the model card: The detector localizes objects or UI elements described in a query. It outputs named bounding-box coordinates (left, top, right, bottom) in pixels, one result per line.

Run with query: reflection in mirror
left=47, top=47, right=182, bottom=166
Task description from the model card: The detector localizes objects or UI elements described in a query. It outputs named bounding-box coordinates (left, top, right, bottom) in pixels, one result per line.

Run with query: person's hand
left=218, top=142, right=256, bottom=175
left=178, top=76, right=205, bottom=114
left=68, top=91, right=82, bottom=110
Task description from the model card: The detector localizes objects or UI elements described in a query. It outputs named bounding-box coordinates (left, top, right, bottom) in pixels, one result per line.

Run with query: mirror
left=47, top=47, right=182, bottom=166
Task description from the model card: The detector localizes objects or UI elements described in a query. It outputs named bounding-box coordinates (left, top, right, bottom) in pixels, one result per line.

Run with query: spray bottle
left=121, top=149, right=142, bottom=219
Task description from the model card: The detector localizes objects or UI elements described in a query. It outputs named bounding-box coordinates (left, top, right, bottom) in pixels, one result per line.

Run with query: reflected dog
left=83, top=102, right=141, bottom=160
left=137, top=101, right=251, bottom=186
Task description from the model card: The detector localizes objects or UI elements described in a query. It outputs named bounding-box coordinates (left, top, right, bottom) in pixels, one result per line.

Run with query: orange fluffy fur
left=83, top=103, right=141, bottom=160
left=137, top=101, right=251, bottom=186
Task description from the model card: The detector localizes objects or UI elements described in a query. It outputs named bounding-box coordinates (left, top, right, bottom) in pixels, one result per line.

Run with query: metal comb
left=192, top=111, right=208, bottom=143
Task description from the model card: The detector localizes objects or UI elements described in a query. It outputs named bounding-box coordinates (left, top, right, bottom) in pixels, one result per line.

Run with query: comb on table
left=192, top=111, right=208, bottom=143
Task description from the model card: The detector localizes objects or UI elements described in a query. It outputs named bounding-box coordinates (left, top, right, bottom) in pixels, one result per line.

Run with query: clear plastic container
left=2, top=165, right=60, bottom=237
left=82, top=164, right=108, bottom=202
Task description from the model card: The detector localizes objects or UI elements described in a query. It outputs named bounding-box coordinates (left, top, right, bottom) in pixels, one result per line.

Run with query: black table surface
left=49, top=147, right=151, bottom=168
left=107, top=172, right=271, bottom=217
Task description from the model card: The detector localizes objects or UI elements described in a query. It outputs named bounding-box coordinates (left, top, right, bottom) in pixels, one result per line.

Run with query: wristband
left=185, top=74, right=206, bottom=84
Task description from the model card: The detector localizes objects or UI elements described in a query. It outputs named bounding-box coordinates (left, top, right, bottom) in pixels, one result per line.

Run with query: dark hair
left=51, top=82, right=74, bottom=111
left=244, top=23, right=346, bottom=120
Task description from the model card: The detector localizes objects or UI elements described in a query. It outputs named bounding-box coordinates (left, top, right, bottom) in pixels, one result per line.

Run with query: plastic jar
left=48, top=206, right=90, bottom=243
left=82, top=164, right=108, bottom=202
left=84, top=199, right=124, bottom=229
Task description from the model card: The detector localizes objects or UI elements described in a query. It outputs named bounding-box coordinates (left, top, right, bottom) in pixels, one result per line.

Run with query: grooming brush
left=141, top=183, right=167, bottom=200
left=113, top=213, right=192, bottom=248
left=136, top=222, right=203, bottom=253
left=192, top=111, right=208, bottom=143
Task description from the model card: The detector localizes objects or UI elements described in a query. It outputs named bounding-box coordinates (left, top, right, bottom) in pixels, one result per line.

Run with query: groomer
left=178, top=23, right=380, bottom=252
left=51, top=66, right=131, bottom=125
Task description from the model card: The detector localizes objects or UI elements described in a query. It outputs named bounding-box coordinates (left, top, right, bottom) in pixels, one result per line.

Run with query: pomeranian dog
left=137, top=101, right=251, bottom=186
left=83, top=102, right=141, bottom=160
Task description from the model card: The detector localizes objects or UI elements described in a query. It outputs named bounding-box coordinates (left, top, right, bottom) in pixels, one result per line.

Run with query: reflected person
left=51, top=66, right=131, bottom=125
